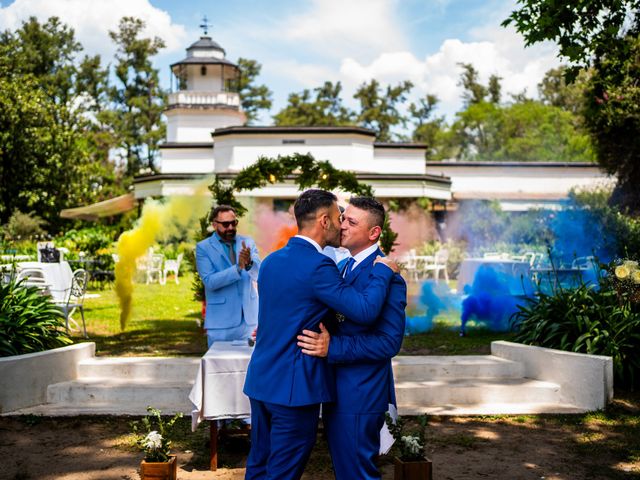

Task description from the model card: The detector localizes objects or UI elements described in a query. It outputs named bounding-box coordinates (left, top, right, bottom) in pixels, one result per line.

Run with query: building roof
left=374, top=142, right=428, bottom=150
left=187, top=36, right=225, bottom=54
left=425, top=161, right=601, bottom=168
left=211, top=125, right=377, bottom=138
left=170, top=56, right=238, bottom=69
left=159, top=142, right=213, bottom=149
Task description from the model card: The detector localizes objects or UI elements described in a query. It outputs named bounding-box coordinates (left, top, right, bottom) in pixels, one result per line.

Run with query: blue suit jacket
left=327, top=247, right=407, bottom=414
left=195, top=234, right=261, bottom=331
left=243, top=237, right=394, bottom=407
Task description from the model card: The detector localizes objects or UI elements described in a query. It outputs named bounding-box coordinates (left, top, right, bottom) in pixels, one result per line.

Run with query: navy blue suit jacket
left=327, top=247, right=407, bottom=414
left=243, top=237, right=394, bottom=407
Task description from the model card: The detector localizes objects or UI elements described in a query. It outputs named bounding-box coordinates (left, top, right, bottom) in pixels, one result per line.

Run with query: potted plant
left=385, top=414, right=432, bottom=480
left=131, top=407, right=183, bottom=480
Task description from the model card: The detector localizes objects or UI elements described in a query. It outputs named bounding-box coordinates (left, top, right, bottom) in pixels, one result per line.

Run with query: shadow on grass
left=85, top=319, right=208, bottom=357
left=401, top=325, right=515, bottom=355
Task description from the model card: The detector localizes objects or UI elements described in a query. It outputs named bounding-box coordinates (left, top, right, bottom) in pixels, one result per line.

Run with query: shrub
left=59, top=226, right=117, bottom=257
left=3, top=210, right=47, bottom=240
left=0, top=280, right=72, bottom=356
left=512, top=274, right=640, bottom=389
left=417, top=239, right=467, bottom=277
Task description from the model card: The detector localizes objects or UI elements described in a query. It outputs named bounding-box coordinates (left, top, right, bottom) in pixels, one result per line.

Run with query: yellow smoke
left=114, top=181, right=211, bottom=330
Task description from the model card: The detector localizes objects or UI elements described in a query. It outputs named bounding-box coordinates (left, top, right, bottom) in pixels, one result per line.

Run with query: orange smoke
left=272, top=224, right=298, bottom=251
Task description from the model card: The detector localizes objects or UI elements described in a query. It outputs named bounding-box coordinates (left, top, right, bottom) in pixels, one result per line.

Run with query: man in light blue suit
left=298, top=197, right=407, bottom=480
left=195, top=205, right=261, bottom=347
left=243, top=189, right=399, bottom=480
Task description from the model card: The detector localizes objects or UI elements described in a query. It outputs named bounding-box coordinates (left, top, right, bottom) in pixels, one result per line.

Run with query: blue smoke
left=405, top=280, right=459, bottom=335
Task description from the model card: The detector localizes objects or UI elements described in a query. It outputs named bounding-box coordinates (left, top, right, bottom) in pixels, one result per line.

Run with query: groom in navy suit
left=243, top=189, right=399, bottom=480
left=298, top=197, right=407, bottom=480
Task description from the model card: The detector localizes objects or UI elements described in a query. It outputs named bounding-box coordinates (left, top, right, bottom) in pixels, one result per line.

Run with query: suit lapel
left=208, top=234, right=232, bottom=267
left=345, top=247, right=382, bottom=285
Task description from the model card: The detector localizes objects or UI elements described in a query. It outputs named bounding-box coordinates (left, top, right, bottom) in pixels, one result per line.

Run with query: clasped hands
left=238, top=241, right=252, bottom=270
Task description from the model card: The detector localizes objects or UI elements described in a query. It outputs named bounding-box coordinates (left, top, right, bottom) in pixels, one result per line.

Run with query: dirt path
left=1, top=401, right=639, bottom=480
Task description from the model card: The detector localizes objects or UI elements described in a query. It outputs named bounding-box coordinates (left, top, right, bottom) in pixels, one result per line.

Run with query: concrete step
left=3, top=402, right=189, bottom=416
left=77, top=357, right=200, bottom=382
left=46, top=378, right=193, bottom=412
left=395, top=377, right=561, bottom=406
left=392, top=355, right=524, bottom=381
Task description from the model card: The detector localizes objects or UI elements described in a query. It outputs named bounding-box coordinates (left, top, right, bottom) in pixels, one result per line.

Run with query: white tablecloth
left=18, top=261, right=73, bottom=303
left=188, top=341, right=253, bottom=431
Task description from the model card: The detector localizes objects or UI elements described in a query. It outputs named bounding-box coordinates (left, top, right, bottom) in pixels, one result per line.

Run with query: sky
left=0, top=0, right=563, bottom=124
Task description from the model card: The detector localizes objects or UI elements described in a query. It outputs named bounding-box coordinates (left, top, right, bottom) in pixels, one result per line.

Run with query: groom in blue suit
left=196, top=205, right=261, bottom=347
left=298, top=197, right=407, bottom=480
left=243, top=189, right=399, bottom=480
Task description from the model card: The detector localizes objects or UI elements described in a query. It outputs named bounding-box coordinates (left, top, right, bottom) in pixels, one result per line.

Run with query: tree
left=0, top=17, right=122, bottom=228
left=504, top=0, right=640, bottom=213
left=237, top=58, right=272, bottom=124
left=538, top=66, right=588, bottom=115
left=409, top=95, right=452, bottom=160
left=354, top=79, right=413, bottom=142
left=274, top=81, right=354, bottom=126
left=108, top=17, right=166, bottom=178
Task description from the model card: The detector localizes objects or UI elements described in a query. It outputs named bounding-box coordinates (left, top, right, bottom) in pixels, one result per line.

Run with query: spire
left=199, top=15, right=213, bottom=36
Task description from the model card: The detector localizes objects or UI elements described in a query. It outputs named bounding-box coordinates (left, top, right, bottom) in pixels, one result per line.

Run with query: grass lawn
left=77, top=271, right=208, bottom=356
left=75, top=274, right=511, bottom=357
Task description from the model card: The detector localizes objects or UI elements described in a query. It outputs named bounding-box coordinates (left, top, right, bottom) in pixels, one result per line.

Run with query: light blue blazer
left=243, top=237, right=393, bottom=407
left=195, top=234, right=261, bottom=331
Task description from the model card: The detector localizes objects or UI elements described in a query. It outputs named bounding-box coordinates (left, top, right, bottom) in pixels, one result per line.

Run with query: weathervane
left=199, top=15, right=213, bottom=36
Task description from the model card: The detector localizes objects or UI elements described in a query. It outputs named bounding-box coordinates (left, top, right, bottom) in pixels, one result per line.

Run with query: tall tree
left=108, top=17, right=166, bottom=177
left=504, top=0, right=640, bottom=213
left=273, top=81, right=354, bottom=126
left=354, top=79, right=413, bottom=142
left=409, top=95, right=451, bottom=160
left=458, top=63, right=488, bottom=106
left=0, top=17, right=121, bottom=228
left=538, top=66, right=588, bottom=116
left=237, top=58, right=272, bottom=124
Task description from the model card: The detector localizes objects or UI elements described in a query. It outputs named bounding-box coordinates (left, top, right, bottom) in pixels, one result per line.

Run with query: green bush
left=3, top=210, right=48, bottom=240
left=512, top=278, right=640, bottom=389
left=59, top=226, right=117, bottom=257
left=0, top=280, right=72, bottom=357
left=417, top=239, right=467, bottom=277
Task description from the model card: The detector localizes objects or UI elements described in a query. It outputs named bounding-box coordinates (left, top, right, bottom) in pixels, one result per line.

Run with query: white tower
left=165, top=34, right=246, bottom=143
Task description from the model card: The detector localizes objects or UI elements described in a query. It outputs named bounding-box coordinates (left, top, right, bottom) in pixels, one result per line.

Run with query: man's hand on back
left=374, top=255, right=399, bottom=273
left=297, top=322, right=330, bottom=357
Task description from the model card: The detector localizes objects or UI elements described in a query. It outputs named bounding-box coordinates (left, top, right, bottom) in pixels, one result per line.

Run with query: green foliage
left=354, top=79, right=414, bottom=142
left=59, top=226, right=117, bottom=256
left=237, top=58, right=272, bottom=124
left=0, top=280, right=72, bottom=357
left=107, top=17, right=166, bottom=177
left=3, top=211, right=48, bottom=240
left=130, top=407, right=183, bottom=462
left=417, top=240, right=467, bottom=277
left=385, top=414, right=427, bottom=461
left=273, top=81, right=354, bottom=127
left=513, top=275, right=640, bottom=389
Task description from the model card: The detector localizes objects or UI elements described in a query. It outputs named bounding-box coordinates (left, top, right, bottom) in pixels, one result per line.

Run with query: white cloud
left=281, top=0, right=407, bottom=61
left=0, top=0, right=187, bottom=61
left=336, top=22, right=561, bottom=120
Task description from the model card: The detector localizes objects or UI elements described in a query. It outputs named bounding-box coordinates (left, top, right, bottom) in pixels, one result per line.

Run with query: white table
left=18, top=261, right=73, bottom=303
left=188, top=341, right=253, bottom=470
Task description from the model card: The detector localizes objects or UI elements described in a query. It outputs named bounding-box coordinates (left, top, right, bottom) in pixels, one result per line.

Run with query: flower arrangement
left=385, top=413, right=427, bottom=462
left=611, top=259, right=640, bottom=301
left=131, top=407, right=183, bottom=462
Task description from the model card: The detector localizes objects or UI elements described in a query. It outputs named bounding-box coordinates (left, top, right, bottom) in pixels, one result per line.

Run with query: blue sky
left=0, top=0, right=562, bottom=122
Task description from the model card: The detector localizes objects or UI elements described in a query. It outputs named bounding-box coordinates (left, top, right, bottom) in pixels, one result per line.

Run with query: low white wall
left=491, top=341, right=613, bottom=410
left=0, top=342, right=95, bottom=413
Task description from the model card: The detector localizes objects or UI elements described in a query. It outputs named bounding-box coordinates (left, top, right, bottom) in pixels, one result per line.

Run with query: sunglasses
left=214, top=219, right=239, bottom=228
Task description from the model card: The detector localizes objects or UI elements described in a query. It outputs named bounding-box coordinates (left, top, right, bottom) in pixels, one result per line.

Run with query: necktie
left=343, top=257, right=355, bottom=279
left=228, top=241, right=236, bottom=265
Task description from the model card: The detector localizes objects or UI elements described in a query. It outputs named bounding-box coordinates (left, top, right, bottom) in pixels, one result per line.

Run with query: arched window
left=200, top=65, right=207, bottom=76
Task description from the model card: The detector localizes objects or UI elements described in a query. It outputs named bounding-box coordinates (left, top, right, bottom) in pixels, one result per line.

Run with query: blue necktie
left=343, top=257, right=355, bottom=279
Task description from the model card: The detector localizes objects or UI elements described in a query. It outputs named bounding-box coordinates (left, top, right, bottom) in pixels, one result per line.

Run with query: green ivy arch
left=208, top=153, right=398, bottom=254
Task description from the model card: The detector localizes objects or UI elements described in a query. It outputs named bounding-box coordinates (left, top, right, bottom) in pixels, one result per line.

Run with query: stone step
left=3, top=402, right=188, bottom=417
left=392, top=355, right=524, bottom=381
left=46, top=378, right=193, bottom=412
left=395, top=377, right=561, bottom=406
left=77, top=357, right=200, bottom=382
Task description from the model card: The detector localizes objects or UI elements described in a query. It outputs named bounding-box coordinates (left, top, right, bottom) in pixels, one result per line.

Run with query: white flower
left=401, top=435, right=423, bottom=455
left=143, top=431, right=163, bottom=450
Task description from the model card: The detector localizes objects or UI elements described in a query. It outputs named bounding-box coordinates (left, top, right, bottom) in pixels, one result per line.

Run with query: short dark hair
left=210, top=205, right=236, bottom=222
left=294, top=189, right=337, bottom=228
left=349, top=197, right=385, bottom=228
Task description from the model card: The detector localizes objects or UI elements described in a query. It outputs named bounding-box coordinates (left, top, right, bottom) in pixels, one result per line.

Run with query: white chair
left=163, top=253, right=183, bottom=285
left=146, top=254, right=164, bottom=284
left=57, top=269, right=89, bottom=338
left=16, top=266, right=49, bottom=292
left=572, top=256, right=596, bottom=270
left=400, top=249, right=420, bottom=282
left=423, top=249, right=449, bottom=283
